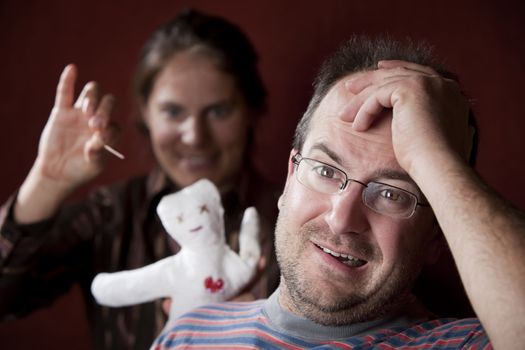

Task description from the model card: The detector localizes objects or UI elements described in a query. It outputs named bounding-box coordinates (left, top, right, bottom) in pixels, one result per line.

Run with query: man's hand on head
left=339, top=60, right=472, bottom=176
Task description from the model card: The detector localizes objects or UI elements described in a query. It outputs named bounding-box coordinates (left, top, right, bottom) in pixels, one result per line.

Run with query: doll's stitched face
left=169, top=202, right=222, bottom=247
left=157, top=179, right=225, bottom=248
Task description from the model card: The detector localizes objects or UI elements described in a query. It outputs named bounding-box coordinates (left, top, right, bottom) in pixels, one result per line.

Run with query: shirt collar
left=262, top=288, right=432, bottom=341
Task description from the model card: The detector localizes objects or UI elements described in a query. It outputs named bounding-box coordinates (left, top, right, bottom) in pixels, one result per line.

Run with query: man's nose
left=324, top=183, right=368, bottom=235
left=179, top=115, right=206, bottom=145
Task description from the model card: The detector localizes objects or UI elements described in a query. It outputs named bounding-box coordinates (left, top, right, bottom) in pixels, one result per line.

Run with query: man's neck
left=277, top=282, right=433, bottom=327
left=263, top=288, right=431, bottom=342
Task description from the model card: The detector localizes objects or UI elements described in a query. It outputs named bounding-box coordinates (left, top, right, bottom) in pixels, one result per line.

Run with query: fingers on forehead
left=378, top=60, right=438, bottom=75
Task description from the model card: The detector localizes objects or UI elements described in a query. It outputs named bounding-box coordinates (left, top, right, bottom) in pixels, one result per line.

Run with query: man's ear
left=424, top=220, right=445, bottom=265
left=288, top=149, right=298, bottom=174
left=278, top=149, right=298, bottom=211
left=278, top=193, right=284, bottom=210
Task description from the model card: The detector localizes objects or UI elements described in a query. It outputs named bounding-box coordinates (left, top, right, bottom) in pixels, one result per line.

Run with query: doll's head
left=157, top=179, right=225, bottom=247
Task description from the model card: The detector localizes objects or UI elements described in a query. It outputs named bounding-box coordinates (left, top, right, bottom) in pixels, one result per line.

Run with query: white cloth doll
left=90, top=179, right=261, bottom=334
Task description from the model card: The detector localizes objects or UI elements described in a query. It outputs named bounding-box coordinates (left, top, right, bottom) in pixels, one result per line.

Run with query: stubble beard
left=275, top=211, right=423, bottom=326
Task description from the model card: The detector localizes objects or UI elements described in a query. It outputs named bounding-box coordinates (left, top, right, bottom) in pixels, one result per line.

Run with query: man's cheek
left=285, top=184, right=327, bottom=221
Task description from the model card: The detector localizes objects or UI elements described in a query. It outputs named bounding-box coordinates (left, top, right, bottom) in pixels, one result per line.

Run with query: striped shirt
left=152, top=291, right=491, bottom=349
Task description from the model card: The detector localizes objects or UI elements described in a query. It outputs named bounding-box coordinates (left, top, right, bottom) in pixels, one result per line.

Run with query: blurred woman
left=0, top=9, right=279, bottom=350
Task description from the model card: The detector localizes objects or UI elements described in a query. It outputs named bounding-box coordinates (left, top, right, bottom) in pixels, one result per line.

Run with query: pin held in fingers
left=103, top=144, right=125, bottom=160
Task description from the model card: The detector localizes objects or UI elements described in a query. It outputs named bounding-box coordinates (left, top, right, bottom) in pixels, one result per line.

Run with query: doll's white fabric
left=90, top=179, right=261, bottom=334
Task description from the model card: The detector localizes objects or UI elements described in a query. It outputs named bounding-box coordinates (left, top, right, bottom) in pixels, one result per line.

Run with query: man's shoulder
left=153, top=300, right=268, bottom=349
left=176, top=300, right=267, bottom=322
left=369, top=317, right=490, bottom=349
left=153, top=308, right=491, bottom=350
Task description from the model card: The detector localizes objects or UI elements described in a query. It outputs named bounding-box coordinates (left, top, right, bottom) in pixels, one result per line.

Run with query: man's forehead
left=309, top=73, right=393, bottom=145
left=314, top=75, right=358, bottom=118
left=302, top=72, right=403, bottom=175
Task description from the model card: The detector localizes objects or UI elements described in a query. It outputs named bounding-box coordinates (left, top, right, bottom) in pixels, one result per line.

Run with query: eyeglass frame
left=291, top=152, right=430, bottom=219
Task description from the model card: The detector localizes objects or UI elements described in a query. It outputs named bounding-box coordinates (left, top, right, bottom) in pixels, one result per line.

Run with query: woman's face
left=142, top=51, right=252, bottom=190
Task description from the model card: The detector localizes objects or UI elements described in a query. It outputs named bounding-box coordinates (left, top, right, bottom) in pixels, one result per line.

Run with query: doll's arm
left=91, top=256, right=177, bottom=307
left=238, top=207, right=261, bottom=269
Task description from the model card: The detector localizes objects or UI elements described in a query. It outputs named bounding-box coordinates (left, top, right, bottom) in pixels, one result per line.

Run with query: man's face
left=275, top=73, right=439, bottom=325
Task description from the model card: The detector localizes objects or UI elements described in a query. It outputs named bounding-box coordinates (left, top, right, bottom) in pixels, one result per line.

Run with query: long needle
left=103, top=144, right=125, bottom=159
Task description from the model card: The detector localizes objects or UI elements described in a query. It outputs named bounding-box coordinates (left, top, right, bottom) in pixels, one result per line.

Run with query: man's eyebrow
left=311, top=142, right=417, bottom=184
left=372, top=169, right=413, bottom=183
left=310, top=143, right=342, bottom=164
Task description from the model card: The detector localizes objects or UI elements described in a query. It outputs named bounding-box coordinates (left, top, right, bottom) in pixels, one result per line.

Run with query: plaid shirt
left=0, top=167, right=280, bottom=350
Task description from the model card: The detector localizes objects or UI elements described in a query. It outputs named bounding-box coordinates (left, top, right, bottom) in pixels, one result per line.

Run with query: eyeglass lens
left=295, top=155, right=418, bottom=218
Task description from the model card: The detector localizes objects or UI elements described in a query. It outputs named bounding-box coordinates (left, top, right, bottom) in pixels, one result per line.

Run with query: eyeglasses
left=292, top=153, right=429, bottom=219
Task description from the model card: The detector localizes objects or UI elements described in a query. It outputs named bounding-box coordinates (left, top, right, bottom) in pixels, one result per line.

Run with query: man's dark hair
left=293, top=35, right=478, bottom=165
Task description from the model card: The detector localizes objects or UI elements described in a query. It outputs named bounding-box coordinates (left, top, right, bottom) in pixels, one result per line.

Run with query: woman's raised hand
left=15, top=65, right=118, bottom=223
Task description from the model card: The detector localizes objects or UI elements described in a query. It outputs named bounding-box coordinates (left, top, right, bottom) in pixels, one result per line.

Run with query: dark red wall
left=1, top=1, right=524, bottom=348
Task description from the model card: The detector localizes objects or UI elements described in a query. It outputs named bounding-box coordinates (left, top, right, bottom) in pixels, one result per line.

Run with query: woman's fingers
left=84, top=131, right=105, bottom=163
left=53, top=65, right=121, bottom=161
left=91, top=94, right=115, bottom=130
left=162, top=298, right=172, bottom=316
left=97, top=94, right=115, bottom=117
left=76, top=82, right=99, bottom=116
left=54, top=64, right=77, bottom=108
left=257, top=255, right=267, bottom=272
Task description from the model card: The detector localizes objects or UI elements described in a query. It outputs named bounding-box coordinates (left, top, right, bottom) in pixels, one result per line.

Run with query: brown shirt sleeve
left=0, top=189, right=108, bottom=319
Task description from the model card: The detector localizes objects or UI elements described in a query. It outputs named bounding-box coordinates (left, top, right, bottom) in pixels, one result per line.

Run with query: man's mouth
left=314, top=243, right=367, bottom=267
